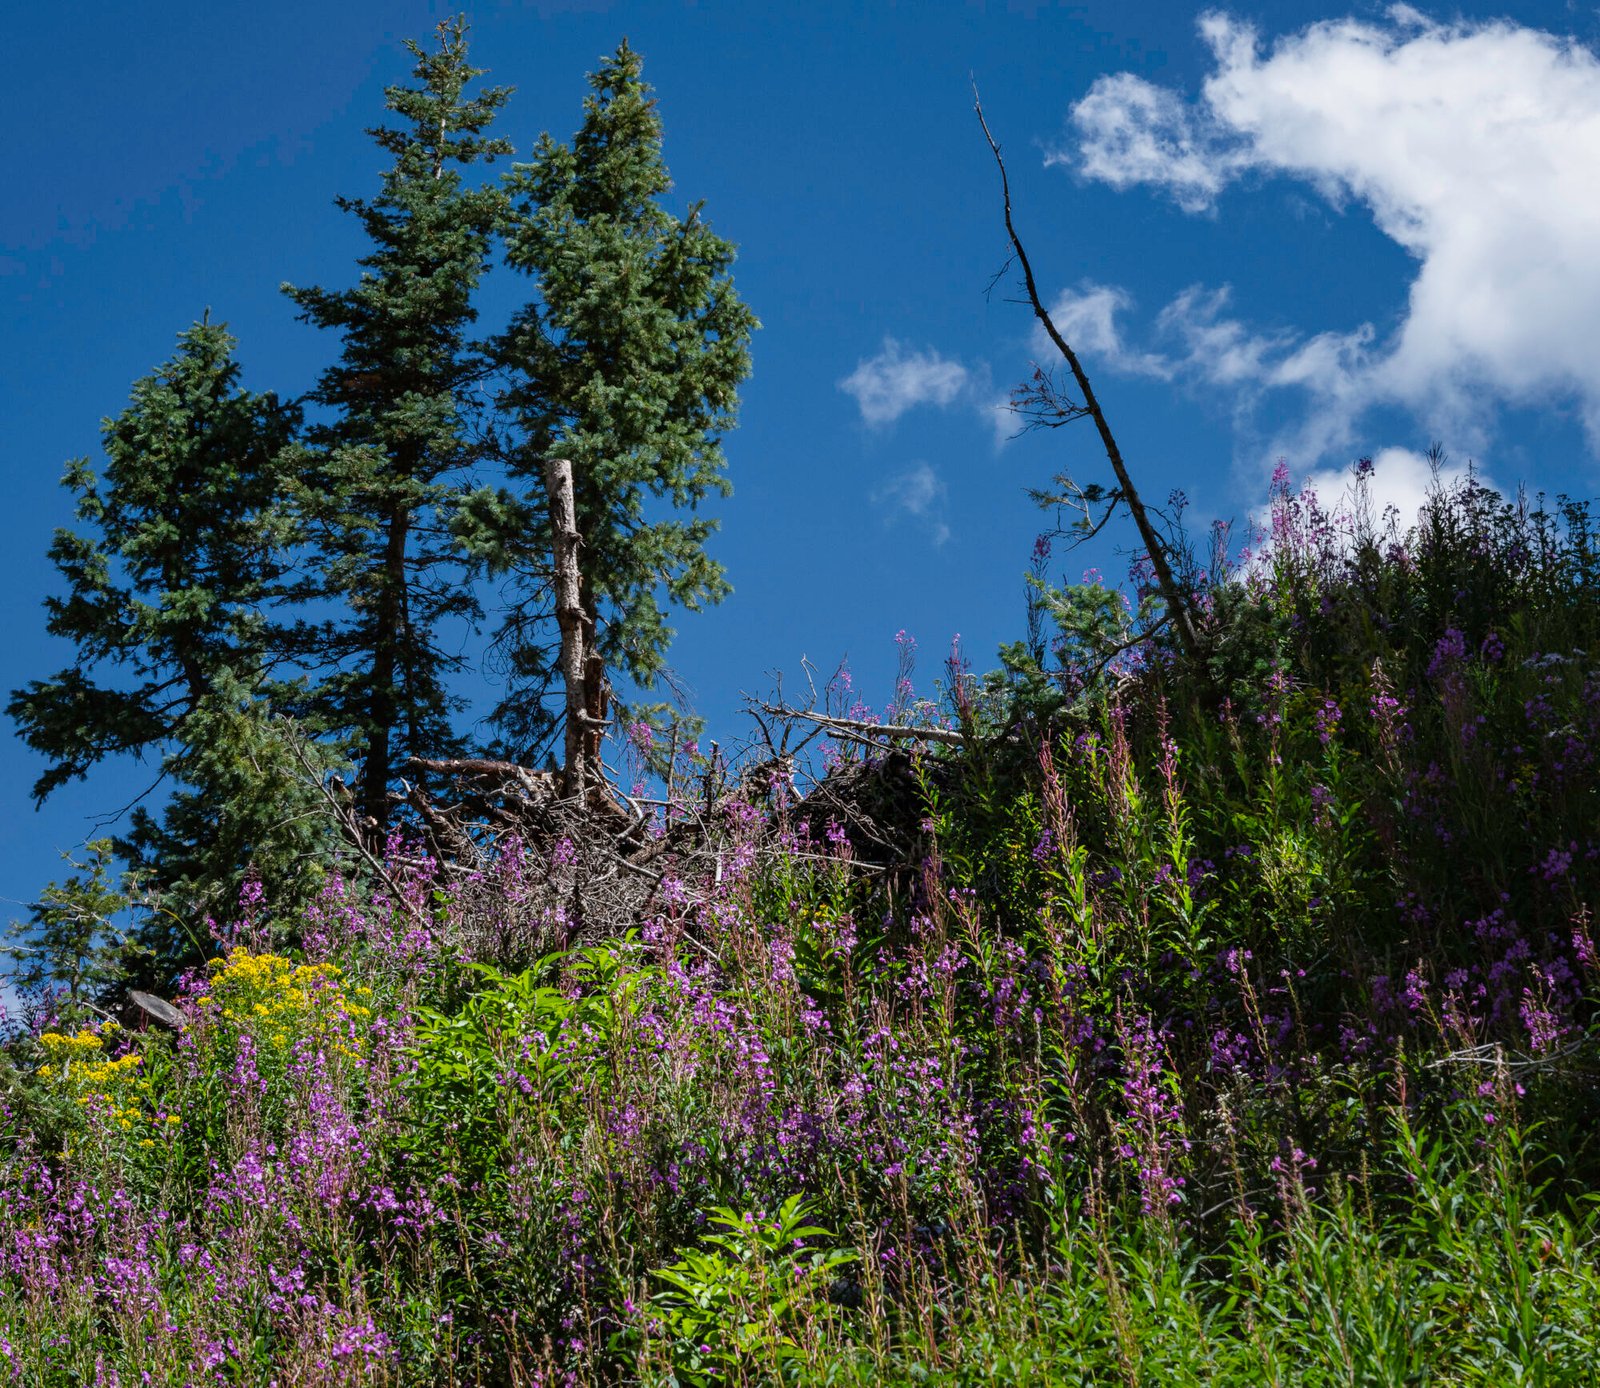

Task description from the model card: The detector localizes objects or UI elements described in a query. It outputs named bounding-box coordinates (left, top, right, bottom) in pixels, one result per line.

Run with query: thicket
left=9, top=16, right=1600, bottom=1387
left=4, top=463, right=1600, bottom=1383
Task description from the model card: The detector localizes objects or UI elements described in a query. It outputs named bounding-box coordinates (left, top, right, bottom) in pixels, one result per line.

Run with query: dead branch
left=974, top=89, right=1201, bottom=665
left=756, top=704, right=966, bottom=748
left=284, top=733, right=431, bottom=926
left=1427, top=1040, right=1594, bottom=1073
left=408, top=755, right=562, bottom=805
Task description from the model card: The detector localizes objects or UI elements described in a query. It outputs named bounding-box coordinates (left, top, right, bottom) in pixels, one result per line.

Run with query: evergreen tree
left=471, top=40, right=757, bottom=762
left=283, top=17, right=511, bottom=833
left=2, top=841, right=144, bottom=1026
left=7, top=321, right=335, bottom=959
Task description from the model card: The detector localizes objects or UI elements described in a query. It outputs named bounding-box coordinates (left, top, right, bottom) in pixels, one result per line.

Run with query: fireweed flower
left=1113, top=1009, right=1190, bottom=1219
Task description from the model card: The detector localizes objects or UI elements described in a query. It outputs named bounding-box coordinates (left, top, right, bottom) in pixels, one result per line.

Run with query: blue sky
left=6, top=0, right=1600, bottom=961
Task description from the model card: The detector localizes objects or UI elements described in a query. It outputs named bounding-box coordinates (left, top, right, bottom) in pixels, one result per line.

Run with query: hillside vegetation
left=4, top=467, right=1600, bottom=1385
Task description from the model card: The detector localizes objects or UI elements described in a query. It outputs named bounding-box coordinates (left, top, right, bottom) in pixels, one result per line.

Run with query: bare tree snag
left=582, top=643, right=608, bottom=785
left=975, top=94, right=1201, bottom=665
left=544, top=457, right=592, bottom=797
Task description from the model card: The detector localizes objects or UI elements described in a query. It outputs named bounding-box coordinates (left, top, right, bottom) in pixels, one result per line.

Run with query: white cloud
left=872, top=461, right=952, bottom=546
left=1155, top=287, right=1383, bottom=464
left=1155, top=286, right=1291, bottom=388
left=981, top=392, right=1019, bottom=448
left=839, top=339, right=969, bottom=427
left=841, top=337, right=1019, bottom=449
left=1044, top=284, right=1171, bottom=378
left=1046, top=279, right=1381, bottom=465
left=1057, top=9, right=1600, bottom=469
left=1063, top=72, right=1243, bottom=214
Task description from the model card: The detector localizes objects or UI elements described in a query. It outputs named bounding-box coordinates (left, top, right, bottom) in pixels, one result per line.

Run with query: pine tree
left=283, top=17, right=511, bottom=833
left=471, top=40, right=757, bottom=765
left=7, top=320, right=335, bottom=959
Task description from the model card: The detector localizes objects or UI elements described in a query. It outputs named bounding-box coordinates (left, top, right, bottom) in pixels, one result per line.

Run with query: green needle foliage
left=9, top=22, right=759, bottom=987
left=6, top=321, right=336, bottom=963
left=468, top=39, right=758, bottom=759
left=283, top=17, right=511, bottom=831
left=1, top=840, right=141, bottom=1028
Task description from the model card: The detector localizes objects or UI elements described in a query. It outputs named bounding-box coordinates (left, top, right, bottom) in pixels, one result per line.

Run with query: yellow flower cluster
left=37, top=1022, right=158, bottom=1132
left=193, top=947, right=372, bottom=1057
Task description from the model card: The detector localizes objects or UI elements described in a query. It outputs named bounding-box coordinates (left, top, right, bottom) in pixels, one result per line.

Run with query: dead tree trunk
left=544, top=457, right=591, bottom=798
left=578, top=579, right=609, bottom=792
left=976, top=96, right=1201, bottom=666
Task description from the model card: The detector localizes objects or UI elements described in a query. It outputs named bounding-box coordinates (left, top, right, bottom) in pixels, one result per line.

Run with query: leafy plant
left=638, top=1196, right=857, bottom=1385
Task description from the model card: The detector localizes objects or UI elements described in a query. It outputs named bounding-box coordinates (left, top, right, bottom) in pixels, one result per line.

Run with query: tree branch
left=285, top=733, right=431, bottom=926
left=975, top=89, right=1200, bottom=665
left=756, top=704, right=966, bottom=747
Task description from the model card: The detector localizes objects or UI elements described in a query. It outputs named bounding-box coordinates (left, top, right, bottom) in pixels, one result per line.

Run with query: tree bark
left=544, top=457, right=590, bottom=797
left=578, top=573, right=609, bottom=790
left=361, top=506, right=408, bottom=833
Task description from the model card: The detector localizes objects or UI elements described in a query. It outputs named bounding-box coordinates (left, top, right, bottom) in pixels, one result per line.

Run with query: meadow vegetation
left=4, top=464, right=1600, bottom=1384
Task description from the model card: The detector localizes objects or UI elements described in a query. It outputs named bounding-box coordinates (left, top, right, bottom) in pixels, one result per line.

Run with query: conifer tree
left=471, top=40, right=757, bottom=764
left=2, top=841, right=142, bottom=1026
left=284, top=17, right=511, bottom=833
left=7, top=320, right=334, bottom=956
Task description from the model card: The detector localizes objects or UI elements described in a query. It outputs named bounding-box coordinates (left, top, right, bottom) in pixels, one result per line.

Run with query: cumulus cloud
left=871, top=461, right=952, bottom=546
left=1055, top=8, right=1600, bottom=468
left=839, top=339, right=969, bottom=427
left=1065, top=72, right=1243, bottom=214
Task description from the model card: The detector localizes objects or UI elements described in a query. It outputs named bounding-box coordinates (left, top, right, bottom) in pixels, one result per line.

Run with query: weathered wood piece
left=128, top=990, right=186, bottom=1030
